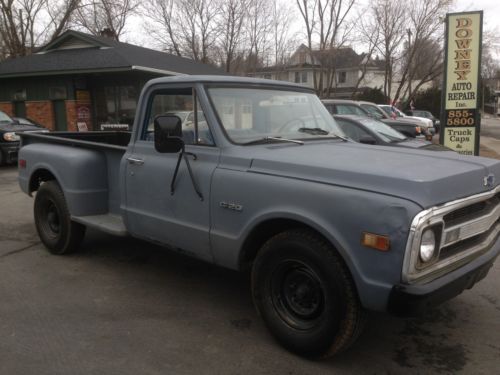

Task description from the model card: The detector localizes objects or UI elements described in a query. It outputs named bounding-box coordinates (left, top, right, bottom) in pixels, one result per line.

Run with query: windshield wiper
left=241, top=136, right=304, bottom=146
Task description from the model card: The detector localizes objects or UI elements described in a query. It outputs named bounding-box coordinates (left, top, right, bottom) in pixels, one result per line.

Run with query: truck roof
left=145, top=75, right=314, bottom=91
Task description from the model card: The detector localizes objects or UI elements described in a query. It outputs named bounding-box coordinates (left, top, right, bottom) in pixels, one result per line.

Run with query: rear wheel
left=252, top=229, right=365, bottom=358
left=34, top=180, right=85, bottom=254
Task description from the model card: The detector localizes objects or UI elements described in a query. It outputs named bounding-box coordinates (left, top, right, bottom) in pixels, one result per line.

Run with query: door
left=124, top=86, right=219, bottom=262
left=53, top=100, right=67, bottom=131
left=13, top=101, right=26, bottom=118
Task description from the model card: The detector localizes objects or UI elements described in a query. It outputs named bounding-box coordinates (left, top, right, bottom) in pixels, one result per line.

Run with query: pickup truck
left=18, top=76, right=500, bottom=358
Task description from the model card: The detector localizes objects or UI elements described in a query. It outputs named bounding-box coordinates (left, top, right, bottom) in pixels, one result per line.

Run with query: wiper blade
left=241, top=136, right=304, bottom=146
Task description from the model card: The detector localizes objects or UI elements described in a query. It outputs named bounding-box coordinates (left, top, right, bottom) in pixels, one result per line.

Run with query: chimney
left=100, top=28, right=117, bottom=40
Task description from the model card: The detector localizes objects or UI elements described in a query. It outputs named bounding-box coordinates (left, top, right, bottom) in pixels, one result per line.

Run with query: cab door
left=124, top=86, right=219, bottom=262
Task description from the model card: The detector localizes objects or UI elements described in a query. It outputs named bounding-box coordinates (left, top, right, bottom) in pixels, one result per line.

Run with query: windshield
left=360, top=104, right=386, bottom=119
left=0, top=111, right=13, bottom=123
left=207, top=87, right=344, bottom=144
left=358, top=118, right=406, bottom=142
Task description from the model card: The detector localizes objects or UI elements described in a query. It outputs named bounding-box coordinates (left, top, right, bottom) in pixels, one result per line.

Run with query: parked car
left=18, top=76, right=500, bottom=358
left=0, top=111, right=48, bottom=165
left=12, top=116, right=45, bottom=128
left=379, top=104, right=435, bottom=136
left=322, top=99, right=424, bottom=138
left=405, top=109, right=441, bottom=133
left=333, top=115, right=448, bottom=151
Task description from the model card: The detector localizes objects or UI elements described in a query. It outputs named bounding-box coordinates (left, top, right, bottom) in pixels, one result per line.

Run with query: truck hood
left=247, top=141, right=500, bottom=208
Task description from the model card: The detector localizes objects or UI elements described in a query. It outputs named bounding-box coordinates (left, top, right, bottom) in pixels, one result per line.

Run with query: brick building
left=0, top=30, right=222, bottom=131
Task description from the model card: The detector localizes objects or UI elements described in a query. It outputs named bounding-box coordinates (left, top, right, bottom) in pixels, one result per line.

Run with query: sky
left=454, top=0, right=500, bottom=31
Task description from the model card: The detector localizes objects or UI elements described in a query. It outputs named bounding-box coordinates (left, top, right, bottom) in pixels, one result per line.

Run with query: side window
left=142, top=88, right=214, bottom=146
left=336, top=118, right=361, bottom=141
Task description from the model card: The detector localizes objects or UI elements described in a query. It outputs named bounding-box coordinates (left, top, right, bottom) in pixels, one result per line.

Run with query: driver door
left=124, top=86, right=219, bottom=262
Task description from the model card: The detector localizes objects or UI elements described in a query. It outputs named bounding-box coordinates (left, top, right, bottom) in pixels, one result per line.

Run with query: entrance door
left=53, top=100, right=67, bottom=131
left=13, top=101, right=26, bottom=118
left=124, top=86, right=219, bottom=262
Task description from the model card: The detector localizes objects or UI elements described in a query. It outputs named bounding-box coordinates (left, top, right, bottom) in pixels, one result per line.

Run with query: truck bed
left=19, top=131, right=131, bottom=150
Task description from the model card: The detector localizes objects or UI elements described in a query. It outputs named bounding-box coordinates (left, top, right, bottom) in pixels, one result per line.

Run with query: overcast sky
left=454, top=0, right=500, bottom=31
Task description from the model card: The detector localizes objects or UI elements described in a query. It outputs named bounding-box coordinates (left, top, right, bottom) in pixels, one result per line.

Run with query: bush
left=353, top=87, right=388, bottom=104
left=411, top=87, right=441, bottom=117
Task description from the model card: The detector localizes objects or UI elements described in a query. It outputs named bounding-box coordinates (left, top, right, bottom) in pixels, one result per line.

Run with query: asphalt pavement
left=1, top=165, right=499, bottom=375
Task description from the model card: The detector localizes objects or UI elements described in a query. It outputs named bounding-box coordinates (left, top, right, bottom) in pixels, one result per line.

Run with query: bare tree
left=296, top=0, right=356, bottom=96
left=393, top=0, right=452, bottom=103
left=141, top=0, right=182, bottom=56
left=269, top=0, right=297, bottom=68
left=142, top=0, right=219, bottom=64
left=369, top=0, right=406, bottom=100
left=0, top=0, right=80, bottom=58
left=217, top=0, right=247, bottom=72
left=245, top=0, right=272, bottom=72
left=351, top=12, right=381, bottom=97
left=74, top=0, right=138, bottom=40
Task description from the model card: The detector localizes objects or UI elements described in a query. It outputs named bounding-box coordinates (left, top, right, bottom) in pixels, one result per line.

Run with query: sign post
left=440, top=11, right=483, bottom=155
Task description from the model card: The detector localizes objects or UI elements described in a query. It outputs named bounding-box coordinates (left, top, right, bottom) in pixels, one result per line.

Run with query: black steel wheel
left=252, top=229, right=365, bottom=358
left=34, top=180, right=85, bottom=254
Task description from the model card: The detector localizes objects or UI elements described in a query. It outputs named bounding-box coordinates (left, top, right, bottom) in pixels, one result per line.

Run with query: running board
left=72, top=214, right=128, bottom=237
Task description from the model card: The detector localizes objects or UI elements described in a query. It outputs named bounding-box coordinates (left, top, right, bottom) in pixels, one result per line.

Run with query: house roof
left=0, top=30, right=224, bottom=78
left=253, top=45, right=385, bottom=74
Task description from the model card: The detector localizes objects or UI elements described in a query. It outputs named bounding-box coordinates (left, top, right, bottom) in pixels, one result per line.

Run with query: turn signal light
left=361, top=232, right=390, bottom=251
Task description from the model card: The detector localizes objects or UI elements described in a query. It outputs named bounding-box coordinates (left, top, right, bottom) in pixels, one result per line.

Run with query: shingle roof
left=0, top=30, right=224, bottom=78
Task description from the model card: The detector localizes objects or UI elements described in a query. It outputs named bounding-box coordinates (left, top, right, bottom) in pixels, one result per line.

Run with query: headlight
left=420, top=229, right=436, bottom=262
left=3, top=132, right=20, bottom=141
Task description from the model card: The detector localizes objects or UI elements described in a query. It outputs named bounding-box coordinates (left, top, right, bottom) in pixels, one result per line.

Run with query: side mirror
left=154, top=115, right=184, bottom=153
left=359, top=135, right=377, bottom=145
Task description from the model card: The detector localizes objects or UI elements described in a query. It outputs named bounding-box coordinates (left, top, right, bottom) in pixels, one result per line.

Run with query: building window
left=263, top=73, right=272, bottom=80
left=299, top=52, right=306, bottom=64
left=95, top=85, right=138, bottom=127
left=49, top=87, right=67, bottom=100
left=12, top=89, right=27, bottom=101
left=338, top=71, right=347, bottom=84
left=294, top=71, right=308, bottom=84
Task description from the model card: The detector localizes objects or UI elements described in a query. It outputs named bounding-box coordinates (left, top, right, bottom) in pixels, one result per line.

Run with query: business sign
left=441, top=11, right=482, bottom=155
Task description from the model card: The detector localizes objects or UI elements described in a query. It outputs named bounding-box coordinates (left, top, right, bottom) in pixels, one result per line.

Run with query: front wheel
left=34, top=180, right=86, bottom=254
left=251, top=229, right=365, bottom=358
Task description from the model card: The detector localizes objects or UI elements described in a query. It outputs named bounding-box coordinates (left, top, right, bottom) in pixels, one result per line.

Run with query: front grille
left=443, top=194, right=499, bottom=227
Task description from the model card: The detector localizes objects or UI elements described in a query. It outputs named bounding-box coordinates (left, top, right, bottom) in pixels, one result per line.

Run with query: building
left=248, top=44, right=386, bottom=98
left=0, top=30, right=223, bottom=131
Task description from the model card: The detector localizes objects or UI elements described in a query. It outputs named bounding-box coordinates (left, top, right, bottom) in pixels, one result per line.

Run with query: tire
left=251, top=229, right=365, bottom=358
left=34, top=180, right=86, bottom=254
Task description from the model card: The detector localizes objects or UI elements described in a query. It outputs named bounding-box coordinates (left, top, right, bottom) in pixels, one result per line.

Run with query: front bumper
left=388, top=240, right=500, bottom=316
left=0, top=142, right=20, bottom=164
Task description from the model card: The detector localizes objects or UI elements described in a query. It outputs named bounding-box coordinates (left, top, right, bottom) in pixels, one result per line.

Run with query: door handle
left=126, top=157, right=144, bottom=165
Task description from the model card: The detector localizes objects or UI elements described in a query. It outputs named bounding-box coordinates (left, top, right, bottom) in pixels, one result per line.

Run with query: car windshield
left=358, top=118, right=407, bottom=142
left=360, top=104, right=386, bottom=119
left=0, top=111, right=13, bottom=123
left=335, top=104, right=368, bottom=116
left=207, top=87, right=345, bottom=144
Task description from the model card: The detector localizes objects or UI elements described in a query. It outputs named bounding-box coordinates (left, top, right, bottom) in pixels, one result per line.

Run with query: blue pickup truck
left=18, top=76, right=500, bottom=358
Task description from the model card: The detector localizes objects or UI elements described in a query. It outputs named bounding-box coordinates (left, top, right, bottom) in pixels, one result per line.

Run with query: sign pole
left=440, top=11, right=483, bottom=156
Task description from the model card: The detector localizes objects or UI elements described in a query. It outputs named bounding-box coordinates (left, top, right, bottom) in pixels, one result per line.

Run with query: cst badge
left=483, top=174, right=495, bottom=188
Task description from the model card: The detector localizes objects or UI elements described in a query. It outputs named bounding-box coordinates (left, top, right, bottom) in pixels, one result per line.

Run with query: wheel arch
left=28, top=167, right=58, bottom=195
left=238, top=216, right=357, bottom=281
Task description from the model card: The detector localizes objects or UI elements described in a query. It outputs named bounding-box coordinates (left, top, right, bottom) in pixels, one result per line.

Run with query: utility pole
left=407, top=28, right=412, bottom=103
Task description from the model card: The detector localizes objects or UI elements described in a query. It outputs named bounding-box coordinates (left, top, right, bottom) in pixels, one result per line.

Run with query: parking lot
left=1, top=165, right=499, bottom=375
